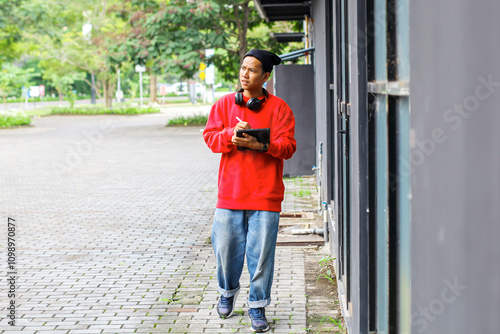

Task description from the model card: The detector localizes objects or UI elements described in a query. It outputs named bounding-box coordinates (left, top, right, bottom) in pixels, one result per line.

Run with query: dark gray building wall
left=274, top=0, right=500, bottom=332
left=410, top=1, right=500, bottom=333
left=274, top=64, right=316, bottom=176
left=347, top=1, right=370, bottom=332
left=311, top=0, right=333, bottom=205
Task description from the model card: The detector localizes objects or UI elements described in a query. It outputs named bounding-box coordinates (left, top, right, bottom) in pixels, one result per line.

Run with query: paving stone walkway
left=0, top=107, right=336, bottom=334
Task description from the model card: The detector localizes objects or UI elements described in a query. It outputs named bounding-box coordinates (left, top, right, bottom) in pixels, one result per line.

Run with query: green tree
left=83, top=1, right=131, bottom=108
left=119, top=0, right=206, bottom=102
left=2, top=0, right=304, bottom=108
left=39, top=59, right=86, bottom=106
left=16, top=0, right=130, bottom=108
left=206, top=2, right=303, bottom=83
left=0, top=65, right=20, bottom=111
left=121, top=0, right=298, bottom=88
left=0, top=0, right=24, bottom=67
left=117, top=0, right=160, bottom=102
left=0, top=64, right=38, bottom=111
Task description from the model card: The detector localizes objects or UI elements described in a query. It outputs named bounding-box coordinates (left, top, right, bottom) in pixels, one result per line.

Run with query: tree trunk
left=85, top=72, right=103, bottom=100
left=57, top=87, right=63, bottom=107
left=103, top=79, right=108, bottom=108
left=237, top=1, right=250, bottom=67
left=103, top=79, right=113, bottom=109
left=3, top=95, right=7, bottom=112
left=150, top=72, right=157, bottom=103
left=94, top=78, right=102, bottom=100
left=236, top=0, right=251, bottom=90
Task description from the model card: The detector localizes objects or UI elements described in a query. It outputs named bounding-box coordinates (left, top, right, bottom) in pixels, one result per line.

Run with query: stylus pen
left=236, top=117, right=244, bottom=122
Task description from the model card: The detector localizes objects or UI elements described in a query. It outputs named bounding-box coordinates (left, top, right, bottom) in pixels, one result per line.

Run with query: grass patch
left=163, top=98, right=191, bottom=104
left=293, top=189, right=312, bottom=198
left=24, top=108, right=53, bottom=117
left=161, top=98, right=207, bottom=104
left=167, top=114, right=208, bottom=127
left=50, top=105, right=160, bottom=115
left=233, top=308, right=244, bottom=315
left=317, top=256, right=336, bottom=284
left=319, top=316, right=345, bottom=332
left=0, top=113, right=31, bottom=128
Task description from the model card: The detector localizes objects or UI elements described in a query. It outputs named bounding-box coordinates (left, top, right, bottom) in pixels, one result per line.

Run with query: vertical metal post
left=24, top=87, right=28, bottom=109
left=116, top=68, right=121, bottom=102
left=139, top=71, right=143, bottom=107
left=91, top=72, right=96, bottom=104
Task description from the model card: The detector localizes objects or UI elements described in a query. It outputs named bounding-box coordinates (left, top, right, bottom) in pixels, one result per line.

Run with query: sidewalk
left=281, top=177, right=344, bottom=334
left=0, top=110, right=342, bottom=333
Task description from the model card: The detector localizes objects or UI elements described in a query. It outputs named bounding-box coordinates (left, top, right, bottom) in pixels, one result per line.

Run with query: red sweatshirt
left=203, top=92, right=296, bottom=212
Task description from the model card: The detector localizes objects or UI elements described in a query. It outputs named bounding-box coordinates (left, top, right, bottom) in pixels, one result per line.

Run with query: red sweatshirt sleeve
left=267, top=103, right=296, bottom=160
left=203, top=102, right=234, bottom=154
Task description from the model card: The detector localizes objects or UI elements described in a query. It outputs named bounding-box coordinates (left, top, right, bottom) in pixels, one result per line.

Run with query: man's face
left=240, top=56, right=270, bottom=92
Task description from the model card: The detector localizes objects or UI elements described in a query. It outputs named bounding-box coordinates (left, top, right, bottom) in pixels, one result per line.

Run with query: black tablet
left=236, top=128, right=270, bottom=151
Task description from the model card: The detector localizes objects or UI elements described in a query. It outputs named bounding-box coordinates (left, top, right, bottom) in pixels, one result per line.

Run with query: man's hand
left=232, top=121, right=264, bottom=150
left=233, top=121, right=251, bottom=135
left=231, top=132, right=265, bottom=151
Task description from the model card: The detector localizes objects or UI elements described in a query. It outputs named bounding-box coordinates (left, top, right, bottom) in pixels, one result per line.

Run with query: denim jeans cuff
left=217, top=285, right=240, bottom=298
left=247, top=297, right=271, bottom=308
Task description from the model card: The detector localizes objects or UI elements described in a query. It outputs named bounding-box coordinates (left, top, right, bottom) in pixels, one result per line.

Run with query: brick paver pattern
left=0, top=112, right=308, bottom=333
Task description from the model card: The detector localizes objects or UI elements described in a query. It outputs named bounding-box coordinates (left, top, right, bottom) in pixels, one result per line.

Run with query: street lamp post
left=116, top=68, right=123, bottom=103
left=82, top=19, right=96, bottom=104
left=135, top=65, right=146, bottom=107
left=90, top=72, right=96, bottom=104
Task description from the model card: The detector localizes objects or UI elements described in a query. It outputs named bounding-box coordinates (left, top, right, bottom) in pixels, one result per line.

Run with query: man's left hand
left=231, top=133, right=265, bottom=151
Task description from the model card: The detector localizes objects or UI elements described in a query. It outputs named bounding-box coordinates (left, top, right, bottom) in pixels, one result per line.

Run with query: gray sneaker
left=248, top=307, right=270, bottom=332
left=217, top=291, right=239, bottom=319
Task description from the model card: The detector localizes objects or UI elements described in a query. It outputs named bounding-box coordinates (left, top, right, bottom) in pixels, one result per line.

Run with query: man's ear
left=262, top=72, right=270, bottom=83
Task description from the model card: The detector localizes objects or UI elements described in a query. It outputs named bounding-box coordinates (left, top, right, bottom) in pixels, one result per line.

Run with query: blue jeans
left=211, top=208, right=280, bottom=308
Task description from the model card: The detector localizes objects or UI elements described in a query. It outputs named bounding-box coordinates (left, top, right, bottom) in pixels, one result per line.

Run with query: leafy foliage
left=1, top=0, right=304, bottom=106
left=316, top=256, right=336, bottom=283
left=121, top=0, right=296, bottom=83
left=0, top=63, right=39, bottom=111
left=121, top=0, right=214, bottom=79
left=0, top=0, right=24, bottom=66
left=39, top=59, right=86, bottom=103
left=50, top=105, right=160, bottom=115
left=167, top=113, right=209, bottom=127
left=0, top=113, right=31, bottom=128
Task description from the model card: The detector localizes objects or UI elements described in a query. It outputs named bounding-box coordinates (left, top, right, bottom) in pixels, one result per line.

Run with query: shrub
left=50, top=106, right=160, bottom=115
left=167, top=114, right=208, bottom=127
left=0, top=113, right=31, bottom=128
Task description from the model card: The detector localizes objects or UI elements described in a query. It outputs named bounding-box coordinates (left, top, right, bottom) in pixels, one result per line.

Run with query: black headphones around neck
left=235, top=88, right=269, bottom=112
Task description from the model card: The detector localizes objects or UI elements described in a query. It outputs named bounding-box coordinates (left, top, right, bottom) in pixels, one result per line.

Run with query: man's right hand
left=233, top=121, right=251, bottom=135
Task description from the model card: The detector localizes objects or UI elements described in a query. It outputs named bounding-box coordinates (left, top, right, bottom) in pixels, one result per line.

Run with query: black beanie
left=243, top=49, right=282, bottom=73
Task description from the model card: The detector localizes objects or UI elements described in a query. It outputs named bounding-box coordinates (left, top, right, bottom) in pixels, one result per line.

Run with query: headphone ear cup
left=246, top=89, right=267, bottom=111
left=235, top=91, right=243, bottom=106
left=235, top=89, right=266, bottom=111
left=246, top=98, right=261, bottom=111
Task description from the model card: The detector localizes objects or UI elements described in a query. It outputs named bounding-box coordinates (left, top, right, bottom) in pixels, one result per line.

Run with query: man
left=203, top=49, right=296, bottom=333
